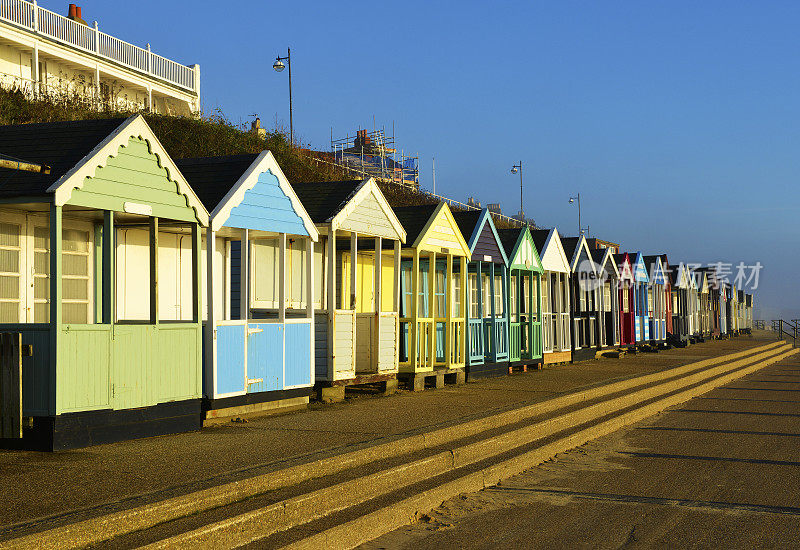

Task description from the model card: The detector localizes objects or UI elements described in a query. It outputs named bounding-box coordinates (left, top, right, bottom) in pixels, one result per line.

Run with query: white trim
left=328, top=178, right=407, bottom=242
left=47, top=114, right=210, bottom=226
left=569, top=234, right=597, bottom=276
left=598, top=248, right=620, bottom=279
left=209, top=150, right=318, bottom=240
left=539, top=228, right=571, bottom=273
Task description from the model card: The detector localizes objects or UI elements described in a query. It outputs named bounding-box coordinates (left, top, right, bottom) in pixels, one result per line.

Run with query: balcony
left=0, top=0, right=196, bottom=93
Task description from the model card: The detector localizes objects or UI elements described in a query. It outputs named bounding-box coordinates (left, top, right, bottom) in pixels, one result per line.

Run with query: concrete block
left=435, top=373, right=445, bottom=389
left=456, top=370, right=466, bottom=385
left=318, top=385, right=345, bottom=403
left=382, top=378, right=399, bottom=395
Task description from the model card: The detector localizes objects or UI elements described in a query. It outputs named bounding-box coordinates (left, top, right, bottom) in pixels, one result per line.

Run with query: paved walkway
left=0, top=336, right=770, bottom=533
left=361, top=346, right=800, bottom=549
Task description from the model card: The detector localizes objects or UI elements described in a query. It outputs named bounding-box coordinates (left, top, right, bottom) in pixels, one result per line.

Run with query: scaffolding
left=331, top=127, right=419, bottom=188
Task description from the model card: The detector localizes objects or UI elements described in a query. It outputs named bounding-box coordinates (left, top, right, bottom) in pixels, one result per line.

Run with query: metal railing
left=0, top=0, right=195, bottom=92
left=776, top=319, right=798, bottom=347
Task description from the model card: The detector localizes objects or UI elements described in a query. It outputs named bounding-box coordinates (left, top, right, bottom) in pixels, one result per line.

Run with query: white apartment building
left=0, top=1, right=199, bottom=114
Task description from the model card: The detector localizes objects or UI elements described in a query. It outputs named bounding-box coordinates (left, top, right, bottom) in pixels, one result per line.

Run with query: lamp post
left=569, top=193, right=582, bottom=236
left=510, top=161, right=523, bottom=219
left=273, top=47, right=293, bottom=145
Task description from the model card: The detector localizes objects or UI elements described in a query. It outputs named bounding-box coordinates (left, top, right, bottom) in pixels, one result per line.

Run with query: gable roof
left=451, top=209, right=508, bottom=265
left=0, top=115, right=209, bottom=225
left=292, top=180, right=362, bottom=223
left=388, top=204, right=440, bottom=246
left=592, top=247, right=620, bottom=279
left=176, top=151, right=318, bottom=239
left=629, top=252, right=649, bottom=282
left=0, top=117, right=127, bottom=199
left=496, top=226, right=542, bottom=272
left=614, top=253, right=634, bottom=282
left=561, top=235, right=596, bottom=274
left=292, top=178, right=405, bottom=241
left=531, top=228, right=570, bottom=273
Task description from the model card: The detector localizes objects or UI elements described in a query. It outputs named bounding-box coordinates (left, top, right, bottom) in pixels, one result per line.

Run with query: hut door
left=0, top=332, right=22, bottom=438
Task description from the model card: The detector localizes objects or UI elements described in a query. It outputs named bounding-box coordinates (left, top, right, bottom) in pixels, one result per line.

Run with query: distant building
left=585, top=237, right=620, bottom=254
left=0, top=2, right=199, bottom=114
left=486, top=202, right=501, bottom=214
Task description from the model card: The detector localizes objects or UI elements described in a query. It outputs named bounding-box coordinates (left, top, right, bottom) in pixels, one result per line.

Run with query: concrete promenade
left=0, top=336, right=774, bottom=539
left=362, top=347, right=800, bottom=549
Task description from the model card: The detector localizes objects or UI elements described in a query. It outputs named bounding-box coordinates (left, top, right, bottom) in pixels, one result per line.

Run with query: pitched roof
left=451, top=210, right=483, bottom=244
left=291, top=181, right=363, bottom=223
left=531, top=229, right=551, bottom=253
left=643, top=255, right=661, bottom=272
left=560, top=237, right=580, bottom=263
left=0, top=118, right=127, bottom=199
left=176, top=154, right=260, bottom=212
left=590, top=248, right=606, bottom=263
left=497, top=227, right=524, bottom=257
left=390, top=204, right=440, bottom=246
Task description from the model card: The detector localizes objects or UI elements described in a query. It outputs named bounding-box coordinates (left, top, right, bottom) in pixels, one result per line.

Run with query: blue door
left=284, top=322, right=312, bottom=387
left=215, top=324, right=247, bottom=396
left=246, top=323, right=283, bottom=393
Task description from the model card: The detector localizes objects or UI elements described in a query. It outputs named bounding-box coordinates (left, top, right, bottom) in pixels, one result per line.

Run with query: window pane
left=0, top=302, right=18, bottom=322
left=0, top=275, right=19, bottom=299
left=63, top=278, right=88, bottom=300
left=0, top=249, right=19, bottom=273
left=63, top=229, right=89, bottom=252
left=0, top=223, right=20, bottom=247
left=34, top=303, right=49, bottom=323
left=34, top=226, right=48, bottom=249
left=63, top=254, right=88, bottom=276
left=63, top=302, right=88, bottom=324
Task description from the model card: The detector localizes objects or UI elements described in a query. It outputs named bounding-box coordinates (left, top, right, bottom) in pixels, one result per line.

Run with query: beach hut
left=719, top=281, right=729, bottom=336
left=175, top=153, right=319, bottom=419
left=562, top=236, right=600, bottom=362
left=694, top=269, right=712, bottom=338
left=744, top=294, right=753, bottom=333
left=737, top=290, right=746, bottom=334
left=388, top=203, right=469, bottom=389
left=498, top=226, right=544, bottom=368
left=0, top=116, right=209, bottom=449
left=658, top=254, right=674, bottom=337
left=669, top=264, right=691, bottom=343
left=630, top=253, right=650, bottom=342
left=614, top=253, right=636, bottom=346
left=532, top=229, right=572, bottom=364
left=726, top=283, right=738, bottom=335
left=644, top=255, right=668, bottom=342
left=452, top=210, right=509, bottom=379
left=290, top=180, right=406, bottom=401
left=591, top=247, right=620, bottom=348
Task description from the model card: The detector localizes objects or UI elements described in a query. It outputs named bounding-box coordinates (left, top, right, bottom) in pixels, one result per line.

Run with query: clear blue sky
left=52, top=1, right=800, bottom=319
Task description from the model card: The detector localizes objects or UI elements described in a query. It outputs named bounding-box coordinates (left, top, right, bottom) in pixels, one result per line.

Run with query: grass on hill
left=0, top=88, right=526, bottom=229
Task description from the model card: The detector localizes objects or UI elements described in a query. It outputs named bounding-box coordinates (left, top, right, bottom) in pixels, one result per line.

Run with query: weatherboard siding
left=472, top=222, right=502, bottom=262
left=337, top=192, right=397, bottom=240
left=66, top=137, right=199, bottom=223
left=225, top=170, right=309, bottom=236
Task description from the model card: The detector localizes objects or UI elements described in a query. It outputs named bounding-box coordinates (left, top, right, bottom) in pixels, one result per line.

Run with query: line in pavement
left=619, top=451, right=800, bottom=467
left=721, top=387, right=800, bottom=392
left=635, top=426, right=800, bottom=437
left=674, top=408, right=800, bottom=418
left=484, top=487, right=800, bottom=516
left=697, top=397, right=800, bottom=404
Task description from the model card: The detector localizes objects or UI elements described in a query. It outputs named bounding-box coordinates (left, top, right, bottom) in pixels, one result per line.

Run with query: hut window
left=494, top=275, right=503, bottom=316
left=579, top=285, right=587, bottom=312
left=251, top=238, right=279, bottom=309
left=452, top=272, right=461, bottom=318
left=418, top=263, right=429, bottom=318
left=622, top=286, right=629, bottom=313
left=0, top=221, right=22, bottom=322
left=61, top=228, right=91, bottom=324
left=509, top=275, right=517, bottom=321
left=482, top=273, right=490, bottom=317
left=603, top=282, right=612, bottom=312
left=434, top=265, right=446, bottom=318
left=647, top=288, right=654, bottom=313
left=469, top=273, right=479, bottom=318
left=523, top=275, right=531, bottom=315
left=116, top=227, right=151, bottom=321
left=540, top=275, right=550, bottom=314
left=399, top=262, right=412, bottom=317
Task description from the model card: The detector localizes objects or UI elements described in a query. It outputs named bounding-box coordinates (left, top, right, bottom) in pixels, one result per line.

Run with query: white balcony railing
left=0, top=0, right=196, bottom=92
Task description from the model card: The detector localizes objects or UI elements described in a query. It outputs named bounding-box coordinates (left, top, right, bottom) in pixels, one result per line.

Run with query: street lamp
left=510, top=161, right=523, bottom=219
left=273, top=47, right=293, bottom=145
left=569, top=193, right=583, bottom=236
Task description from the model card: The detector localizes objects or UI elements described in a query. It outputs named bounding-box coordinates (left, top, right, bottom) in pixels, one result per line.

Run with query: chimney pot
left=68, top=4, right=77, bottom=18
left=76, top=6, right=82, bottom=19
